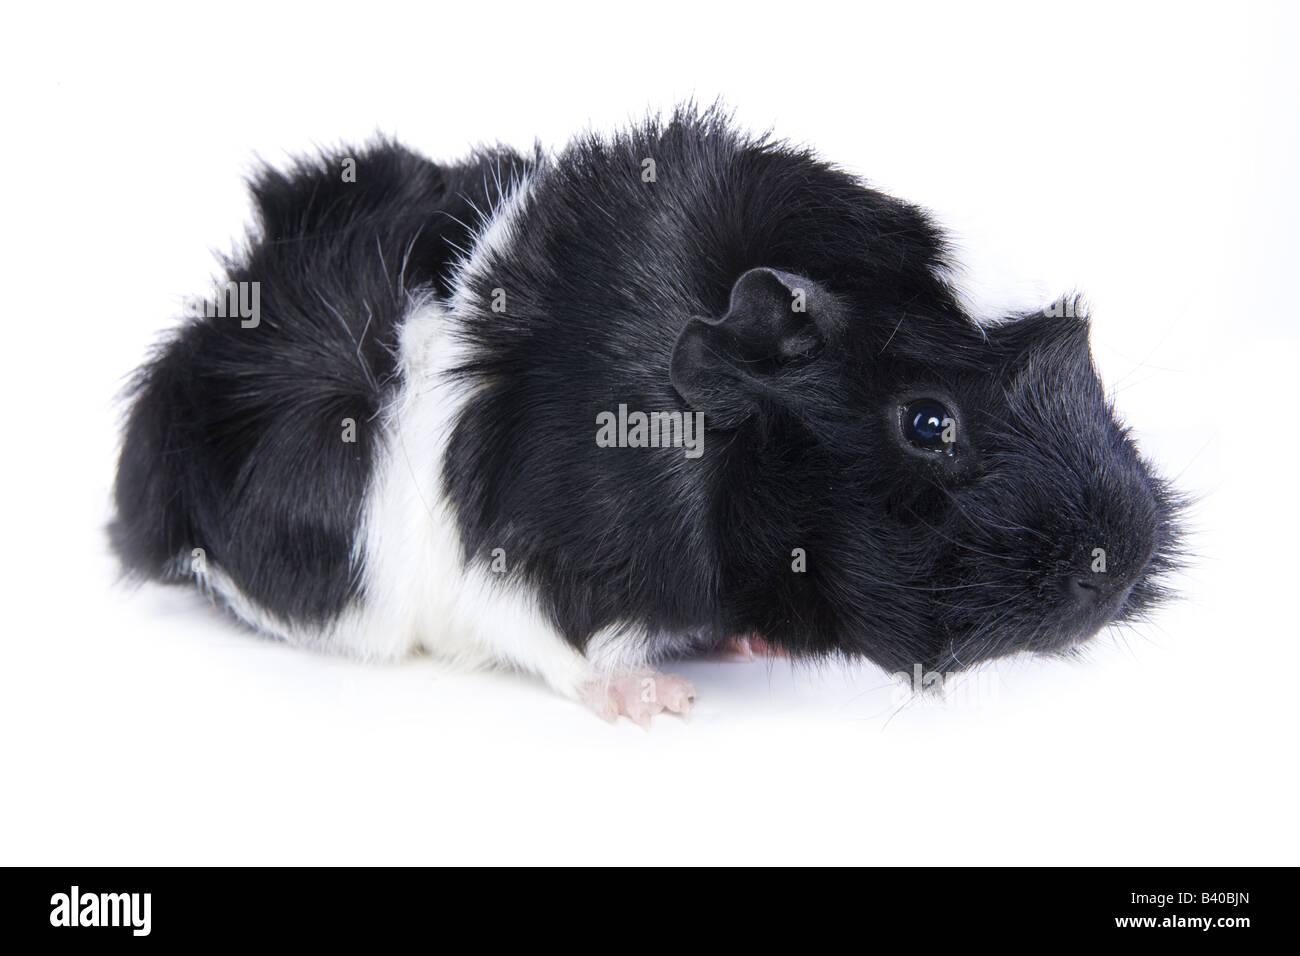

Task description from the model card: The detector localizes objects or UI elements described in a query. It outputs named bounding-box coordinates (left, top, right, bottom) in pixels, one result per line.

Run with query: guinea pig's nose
left=1060, top=572, right=1134, bottom=613
left=1065, top=576, right=1105, bottom=606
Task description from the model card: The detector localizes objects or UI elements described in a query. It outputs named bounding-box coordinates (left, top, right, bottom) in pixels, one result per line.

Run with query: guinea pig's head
left=671, top=267, right=1184, bottom=675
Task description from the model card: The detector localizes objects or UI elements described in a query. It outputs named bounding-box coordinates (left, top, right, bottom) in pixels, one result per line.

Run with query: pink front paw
left=584, top=674, right=696, bottom=727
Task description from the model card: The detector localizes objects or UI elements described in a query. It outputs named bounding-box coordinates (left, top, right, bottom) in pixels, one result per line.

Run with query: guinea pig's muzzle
left=1058, top=565, right=1140, bottom=632
left=1048, top=507, right=1162, bottom=648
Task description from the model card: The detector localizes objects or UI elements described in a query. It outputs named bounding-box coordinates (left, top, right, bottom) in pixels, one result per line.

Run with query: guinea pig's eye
left=901, top=399, right=956, bottom=454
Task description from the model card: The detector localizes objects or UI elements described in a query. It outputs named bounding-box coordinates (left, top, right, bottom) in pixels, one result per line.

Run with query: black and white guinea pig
left=112, top=106, right=1184, bottom=724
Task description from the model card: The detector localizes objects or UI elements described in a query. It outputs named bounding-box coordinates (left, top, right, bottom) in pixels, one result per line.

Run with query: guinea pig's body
left=112, top=107, right=1182, bottom=723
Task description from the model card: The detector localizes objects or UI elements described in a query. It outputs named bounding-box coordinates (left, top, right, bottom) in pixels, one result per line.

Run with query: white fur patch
left=445, top=159, right=539, bottom=321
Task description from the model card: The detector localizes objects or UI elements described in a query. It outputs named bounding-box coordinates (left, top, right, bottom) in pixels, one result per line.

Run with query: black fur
left=112, top=140, right=533, bottom=623
left=444, top=106, right=1182, bottom=671
left=114, top=105, right=1183, bottom=677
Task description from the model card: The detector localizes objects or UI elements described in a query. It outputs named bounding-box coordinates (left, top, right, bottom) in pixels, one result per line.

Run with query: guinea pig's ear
left=992, top=297, right=1094, bottom=365
left=670, top=267, right=843, bottom=427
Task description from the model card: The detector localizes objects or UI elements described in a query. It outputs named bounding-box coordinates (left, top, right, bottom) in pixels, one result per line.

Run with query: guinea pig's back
left=110, top=143, right=529, bottom=630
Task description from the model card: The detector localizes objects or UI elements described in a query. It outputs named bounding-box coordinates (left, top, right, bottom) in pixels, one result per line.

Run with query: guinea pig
left=111, top=105, right=1184, bottom=724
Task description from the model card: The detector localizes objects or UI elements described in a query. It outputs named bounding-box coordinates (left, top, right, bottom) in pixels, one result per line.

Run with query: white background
left=2, top=1, right=1296, bottom=865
